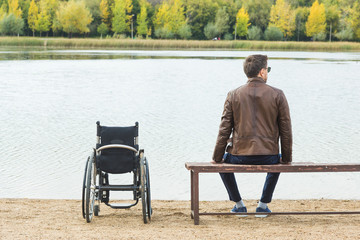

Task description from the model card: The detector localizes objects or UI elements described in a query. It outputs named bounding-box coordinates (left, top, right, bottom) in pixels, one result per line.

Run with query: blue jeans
left=220, top=153, right=280, bottom=203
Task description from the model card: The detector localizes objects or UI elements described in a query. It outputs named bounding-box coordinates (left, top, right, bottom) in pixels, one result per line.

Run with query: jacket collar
left=247, top=77, right=266, bottom=83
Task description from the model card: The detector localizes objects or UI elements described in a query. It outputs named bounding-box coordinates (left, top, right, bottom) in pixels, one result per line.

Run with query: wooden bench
left=185, top=162, right=360, bottom=225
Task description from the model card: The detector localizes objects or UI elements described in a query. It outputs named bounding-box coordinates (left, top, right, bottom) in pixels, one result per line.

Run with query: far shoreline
left=1, top=37, right=360, bottom=52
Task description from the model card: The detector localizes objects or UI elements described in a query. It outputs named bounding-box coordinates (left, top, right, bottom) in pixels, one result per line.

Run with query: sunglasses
left=267, top=67, right=271, bottom=73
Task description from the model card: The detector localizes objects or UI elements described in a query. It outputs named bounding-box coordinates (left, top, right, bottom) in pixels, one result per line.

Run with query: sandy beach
left=1, top=199, right=360, bottom=239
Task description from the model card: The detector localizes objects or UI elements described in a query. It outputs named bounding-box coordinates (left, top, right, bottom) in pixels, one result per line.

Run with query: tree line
left=0, top=0, right=359, bottom=41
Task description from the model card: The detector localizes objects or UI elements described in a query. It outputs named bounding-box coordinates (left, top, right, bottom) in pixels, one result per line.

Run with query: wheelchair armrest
left=96, top=144, right=138, bottom=153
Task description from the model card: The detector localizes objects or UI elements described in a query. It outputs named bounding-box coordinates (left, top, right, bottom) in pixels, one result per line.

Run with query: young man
left=212, top=54, right=292, bottom=217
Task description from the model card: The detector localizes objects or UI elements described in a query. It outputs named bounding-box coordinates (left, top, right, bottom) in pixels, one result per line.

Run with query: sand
left=1, top=199, right=360, bottom=239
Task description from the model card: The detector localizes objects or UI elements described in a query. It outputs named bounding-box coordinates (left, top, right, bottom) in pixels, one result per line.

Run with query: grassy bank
left=1, top=37, right=360, bottom=51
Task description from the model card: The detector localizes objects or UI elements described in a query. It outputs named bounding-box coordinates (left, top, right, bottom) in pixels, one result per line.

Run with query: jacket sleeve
left=212, top=92, right=234, bottom=162
left=278, top=91, right=292, bottom=163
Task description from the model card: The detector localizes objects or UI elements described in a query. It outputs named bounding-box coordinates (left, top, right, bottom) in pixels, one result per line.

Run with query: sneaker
left=255, top=207, right=271, bottom=218
left=231, top=205, right=248, bottom=217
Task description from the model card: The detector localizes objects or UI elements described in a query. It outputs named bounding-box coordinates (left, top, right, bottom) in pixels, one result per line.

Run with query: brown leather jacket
left=213, top=77, right=292, bottom=163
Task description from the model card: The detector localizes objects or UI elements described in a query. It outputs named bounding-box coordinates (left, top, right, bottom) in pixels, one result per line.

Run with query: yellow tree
left=269, top=0, right=295, bottom=39
left=36, top=10, right=51, bottom=36
left=306, top=0, right=326, bottom=39
left=100, top=0, right=110, bottom=27
left=168, top=0, right=186, bottom=35
left=154, top=2, right=170, bottom=30
left=28, top=0, right=38, bottom=36
left=235, top=7, right=250, bottom=39
left=7, top=0, right=22, bottom=17
left=56, top=0, right=93, bottom=37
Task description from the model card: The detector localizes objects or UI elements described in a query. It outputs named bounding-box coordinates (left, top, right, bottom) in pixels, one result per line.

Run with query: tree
left=153, top=1, right=169, bottom=31
left=350, top=0, right=360, bottom=39
left=35, top=10, right=50, bottom=36
left=0, top=13, right=24, bottom=35
left=305, top=0, right=326, bottom=40
left=242, top=0, right=272, bottom=31
left=269, top=0, right=296, bottom=39
left=235, top=7, right=250, bottom=39
left=185, top=0, right=219, bottom=39
left=28, top=0, right=38, bottom=36
left=204, top=22, right=218, bottom=39
left=294, top=7, right=310, bottom=41
left=112, top=0, right=133, bottom=34
left=97, top=21, right=108, bottom=38
left=247, top=26, right=263, bottom=40
left=100, top=0, right=110, bottom=27
left=325, top=5, right=340, bottom=41
left=215, top=6, right=229, bottom=38
left=8, top=0, right=22, bottom=18
left=136, top=1, right=147, bottom=37
left=264, top=25, right=283, bottom=41
left=167, top=0, right=186, bottom=37
left=55, top=0, right=93, bottom=37
left=178, top=23, right=191, bottom=39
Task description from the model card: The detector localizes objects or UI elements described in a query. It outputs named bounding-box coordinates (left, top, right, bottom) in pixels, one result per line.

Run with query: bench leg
left=191, top=170, right=199, bottom=225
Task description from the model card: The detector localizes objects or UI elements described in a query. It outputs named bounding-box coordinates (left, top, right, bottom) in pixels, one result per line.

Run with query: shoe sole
left=231, top=211, right=248, bottom=217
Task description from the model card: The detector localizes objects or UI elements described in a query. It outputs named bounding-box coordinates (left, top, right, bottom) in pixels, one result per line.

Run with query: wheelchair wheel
left=145, top=158, right=152, bottom=219
left=85, top=153, right=96, bottom=223
left=82, top=157, right=89, bottom=219
left=140, top=156, right=150, bottom=224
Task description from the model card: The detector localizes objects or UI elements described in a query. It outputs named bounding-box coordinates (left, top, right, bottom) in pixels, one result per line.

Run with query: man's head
left=243, top=55, right=269, bottom=81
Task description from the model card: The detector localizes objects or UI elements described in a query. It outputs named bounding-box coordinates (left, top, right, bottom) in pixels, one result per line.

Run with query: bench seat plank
left=185, top=162, right=360, bottom=173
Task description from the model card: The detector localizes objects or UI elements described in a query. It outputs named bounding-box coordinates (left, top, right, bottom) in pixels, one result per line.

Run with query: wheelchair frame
left=82, top=121, right=152, bottom=223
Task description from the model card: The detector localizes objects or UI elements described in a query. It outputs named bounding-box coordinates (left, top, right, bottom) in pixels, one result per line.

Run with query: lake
left=1, top=48, right=360, bottom=201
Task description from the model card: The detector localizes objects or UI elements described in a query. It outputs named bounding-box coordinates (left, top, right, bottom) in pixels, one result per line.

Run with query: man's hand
left=211, top=159, right=224, bottom=164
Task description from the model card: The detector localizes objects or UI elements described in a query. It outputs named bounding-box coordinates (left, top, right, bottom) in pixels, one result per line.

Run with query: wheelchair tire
left=82, top=157, right=89, bottom=219
left=145, top=158, right=152, bottom=219
left=140, top=156, right=149, bottom=224
left=85, top=153, right=96, bottom=223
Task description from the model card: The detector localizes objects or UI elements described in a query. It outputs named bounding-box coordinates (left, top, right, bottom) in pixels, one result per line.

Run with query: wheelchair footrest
left=100, top=184, right=139, bottom=191
left=105, top=199, right=138, bottom=209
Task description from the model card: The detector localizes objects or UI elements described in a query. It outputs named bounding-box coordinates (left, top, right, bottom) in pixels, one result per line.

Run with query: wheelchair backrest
left=96, top=122, right=139, bottom=174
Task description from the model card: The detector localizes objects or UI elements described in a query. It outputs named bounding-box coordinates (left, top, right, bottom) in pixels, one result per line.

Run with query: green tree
left=35, top=10, right=50, bottom=36
left=269, top=0, right=295, bottom=39
left=136, top=1, right=147, bottom=37
left=27, top=0, right=37, bottom=36
left=185, top=0, right=219, bottom=39
left=178, top=23, right=191, bottom=39
left=0, top=13, right=24, bottom=35
left=305, top=0, right=326, bottom=40
left=325, top=5, right=340, bottom=41
left=112, top=0, right=132, bottom=34
left=350, top=0, right=360, bottom=39
left=97, top=21, right=108, bottom=38
left=264, top=25, right=283, bottom=41
left=204, top=22, right=218, bottom=39
left=215, top=6, right=229, bottom=38
left=294, top=7, right=310, bottom=41
left=235, top=7, right=250, bottom=39
left=55, top=0, right=93, bottom=37
left=247, top=26, right=263, bottom=40
left=242, top=0, right=272, bottom=31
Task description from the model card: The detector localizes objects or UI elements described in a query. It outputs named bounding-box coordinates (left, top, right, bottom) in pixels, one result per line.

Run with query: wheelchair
left=82, top=121, right=152, bottom=223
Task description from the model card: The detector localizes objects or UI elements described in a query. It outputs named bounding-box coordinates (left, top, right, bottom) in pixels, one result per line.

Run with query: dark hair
left=243, top=55, right=268, bottom=78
